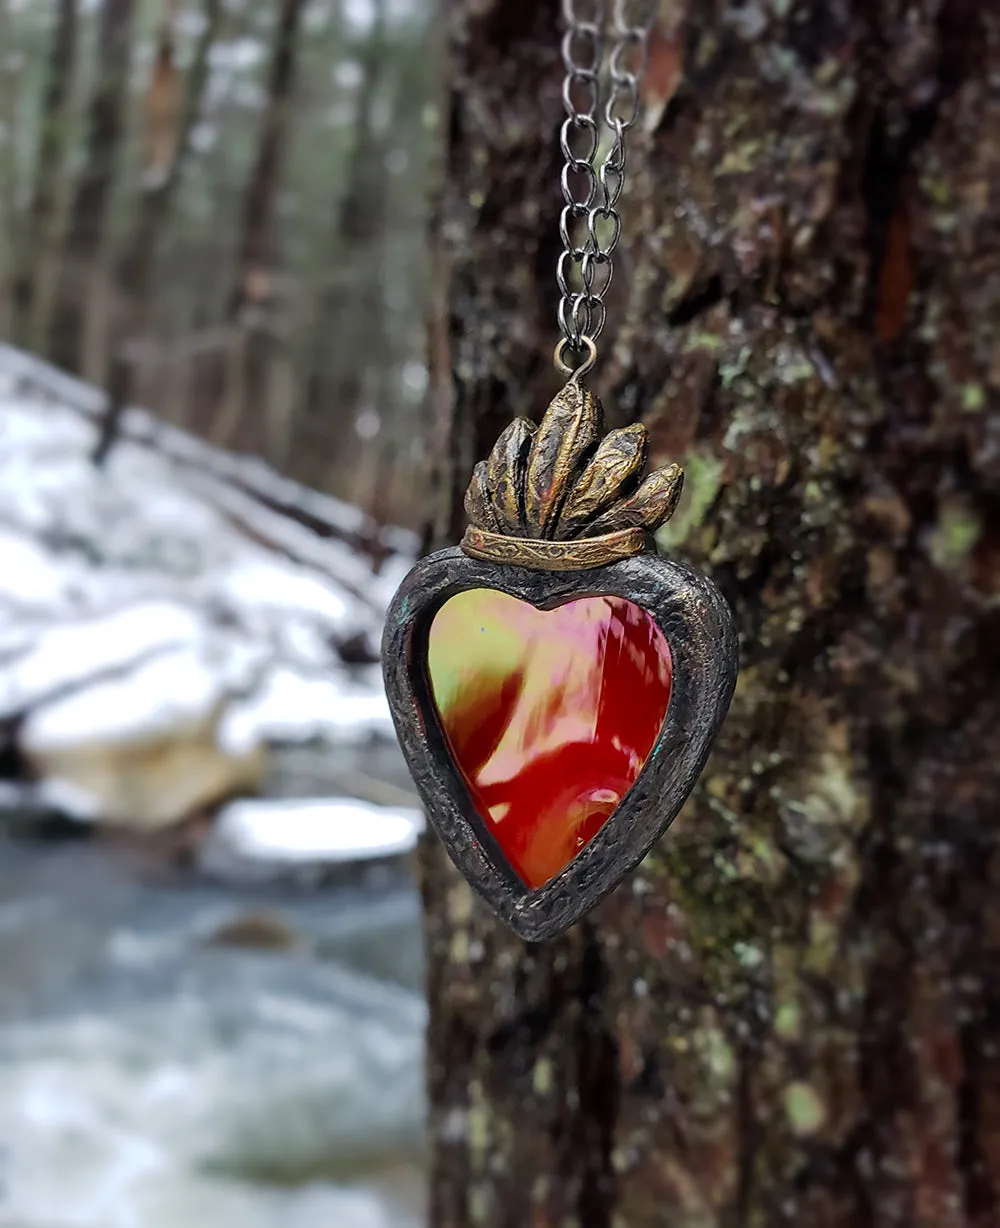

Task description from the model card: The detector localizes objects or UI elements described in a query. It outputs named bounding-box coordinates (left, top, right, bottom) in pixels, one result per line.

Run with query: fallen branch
left=0, top=341, right=418, bottom=567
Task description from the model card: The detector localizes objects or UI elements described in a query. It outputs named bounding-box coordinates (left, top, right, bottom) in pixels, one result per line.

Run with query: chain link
left=557, top=0, right=655, bottom=370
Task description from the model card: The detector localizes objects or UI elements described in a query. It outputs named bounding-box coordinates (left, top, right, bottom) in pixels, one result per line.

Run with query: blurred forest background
left=0, top=0, right=435, bottom=527
left=0, top=3, right=437, bottom=1223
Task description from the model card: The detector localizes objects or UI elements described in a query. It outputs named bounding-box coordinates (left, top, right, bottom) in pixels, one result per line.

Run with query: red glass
left=427, top=589, right=672, bottom=889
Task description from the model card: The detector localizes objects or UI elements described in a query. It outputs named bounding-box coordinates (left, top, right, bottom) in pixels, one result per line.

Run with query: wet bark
left=421, top=3, right=1000, bottom=1227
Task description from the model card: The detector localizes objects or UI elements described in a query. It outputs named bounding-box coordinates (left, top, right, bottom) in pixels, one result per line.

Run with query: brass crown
left=463, top=381, right=683, bottom=546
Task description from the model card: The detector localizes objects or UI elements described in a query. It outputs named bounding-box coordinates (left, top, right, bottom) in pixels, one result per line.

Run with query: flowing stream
left=0, top=798, right=427, bottom=1227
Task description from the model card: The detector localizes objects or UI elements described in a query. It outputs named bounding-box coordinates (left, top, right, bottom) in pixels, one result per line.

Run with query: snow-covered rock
left=0, top=344, right=413, bottom=831
left=201, top=797, right=425, bottom=880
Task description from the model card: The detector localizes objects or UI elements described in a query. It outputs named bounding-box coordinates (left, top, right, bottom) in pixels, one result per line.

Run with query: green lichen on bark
left=422, top=2, right=1000, bottom=1226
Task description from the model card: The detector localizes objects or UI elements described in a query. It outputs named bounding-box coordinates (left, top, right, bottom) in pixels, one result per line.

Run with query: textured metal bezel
left=381, top=546, right=739, bottom=942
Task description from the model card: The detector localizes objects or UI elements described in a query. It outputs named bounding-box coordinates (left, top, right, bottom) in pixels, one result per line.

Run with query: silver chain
left=556, top=0, right=654, bottom=375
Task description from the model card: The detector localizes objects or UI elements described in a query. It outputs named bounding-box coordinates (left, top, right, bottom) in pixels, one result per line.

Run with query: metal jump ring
left=554, top=334, right=598, bottom=379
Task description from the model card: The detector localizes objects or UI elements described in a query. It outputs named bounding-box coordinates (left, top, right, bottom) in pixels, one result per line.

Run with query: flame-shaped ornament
left=382, top=382, right=738, bottom=941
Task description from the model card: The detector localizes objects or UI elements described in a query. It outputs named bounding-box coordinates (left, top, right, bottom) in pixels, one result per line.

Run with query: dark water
left=0, top=831, right=427, bottom=1227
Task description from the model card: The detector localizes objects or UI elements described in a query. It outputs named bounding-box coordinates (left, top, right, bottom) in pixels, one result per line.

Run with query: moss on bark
left=422, top=3, right=1000, bottom=1225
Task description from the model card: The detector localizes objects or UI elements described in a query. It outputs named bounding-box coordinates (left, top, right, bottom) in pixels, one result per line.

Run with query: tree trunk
left=421, top=4, right=1000, bottom=1228
left=228, top=0, right=306, bottom=321
left=51, top=0, right=136, bottom=375
left=222, top=0, right=305, bottom=456
left=13, top=0, right=79, bottom=351
left=119, top=0, right=220, bottom=310
left=0, top=0, right=15, bottom=337
left=299, top=0, right=389, bottom=482
left=94, top=0, right=223, bottom=468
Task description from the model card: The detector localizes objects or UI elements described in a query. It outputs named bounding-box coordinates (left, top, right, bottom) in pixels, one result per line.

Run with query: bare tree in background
left=93, top=0, right=224, bottom=467
left=228, top=0, right=307, bottom=323
left=12, top=0, right=79, bottom=354
left=118, top=0, right=198, bottom=310
left=421, top=3, right=1000, bottom=1226
left=216, top=0, right=307, bottom=454
left=50, top=0, right=136, bottom=380
left=298, top=0, right=391, bottom=489
left=321, top=0, right=389, bottom=411
left=0, top=0, right=16, bottom=337
left=0, top=0, right=434, bottom=527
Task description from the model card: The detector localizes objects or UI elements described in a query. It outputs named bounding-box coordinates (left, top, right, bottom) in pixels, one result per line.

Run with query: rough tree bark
left=421, top=3, right=1000, bottom=1227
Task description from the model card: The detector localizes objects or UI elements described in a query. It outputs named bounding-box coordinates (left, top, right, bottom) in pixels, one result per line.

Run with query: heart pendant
left=382, top=381, right=738, bottom=941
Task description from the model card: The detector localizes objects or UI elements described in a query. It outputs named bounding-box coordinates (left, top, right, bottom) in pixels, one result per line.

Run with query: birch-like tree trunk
left=421, top=3, right=1000, bottom=1227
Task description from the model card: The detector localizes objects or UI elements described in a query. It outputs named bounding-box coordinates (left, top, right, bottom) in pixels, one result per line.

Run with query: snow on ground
left=0, top=344, right=417, bottom=842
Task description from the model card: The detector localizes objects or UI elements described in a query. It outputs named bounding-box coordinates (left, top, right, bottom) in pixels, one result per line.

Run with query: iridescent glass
left=428, top=589, right=672, bottom=888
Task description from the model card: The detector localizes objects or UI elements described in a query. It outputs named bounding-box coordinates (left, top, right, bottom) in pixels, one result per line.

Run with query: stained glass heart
left=427, top=589, right=672, bottom=889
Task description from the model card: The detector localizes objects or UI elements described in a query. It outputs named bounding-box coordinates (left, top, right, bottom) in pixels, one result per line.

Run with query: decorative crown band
left=461, top=380, right=683, bottom=571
